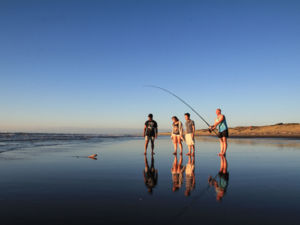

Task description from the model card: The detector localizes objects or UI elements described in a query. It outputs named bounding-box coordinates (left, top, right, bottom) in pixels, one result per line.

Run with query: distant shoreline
left=1, top=123, right=300, bottom=140
left=159, top=123, right=300, bottom=139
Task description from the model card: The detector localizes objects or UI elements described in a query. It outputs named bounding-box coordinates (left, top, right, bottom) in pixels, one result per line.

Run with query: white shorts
left=185, top=133, right=195, bottom=146
left=172, top=134, right=182, bottom=143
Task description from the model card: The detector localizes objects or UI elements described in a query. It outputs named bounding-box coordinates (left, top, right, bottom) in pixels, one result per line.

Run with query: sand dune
left=161, top=123, right=300, bottom=138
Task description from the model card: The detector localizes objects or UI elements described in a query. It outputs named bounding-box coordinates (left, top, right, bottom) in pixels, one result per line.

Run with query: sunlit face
left=216, top=109, right=221, bottom=115
left=185, top=115, right=189, bottom=121
left=172, top=117, right=176, bottom=123
left=148, top=116, right=152, bottom=121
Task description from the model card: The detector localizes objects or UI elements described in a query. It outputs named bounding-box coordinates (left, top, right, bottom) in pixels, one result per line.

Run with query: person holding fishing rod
left=209, top=109, right=229, bottom=156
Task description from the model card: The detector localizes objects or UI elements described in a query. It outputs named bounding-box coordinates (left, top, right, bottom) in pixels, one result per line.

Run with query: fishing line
left=145, top=85, right=218, bottom=136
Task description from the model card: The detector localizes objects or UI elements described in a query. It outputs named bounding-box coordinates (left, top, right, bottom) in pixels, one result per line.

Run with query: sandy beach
left=160, top=123, right=300, bottom=138
left=0, top=136, right=300, bottom=225
left=1, top=1, right=299, bottom=225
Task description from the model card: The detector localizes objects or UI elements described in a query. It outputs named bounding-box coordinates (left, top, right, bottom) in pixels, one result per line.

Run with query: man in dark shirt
left=144, top=114, right=158, bottom=155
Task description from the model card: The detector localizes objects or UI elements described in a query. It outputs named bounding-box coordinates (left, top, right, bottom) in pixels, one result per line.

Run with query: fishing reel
left=208, top=127, right=214, bottom=133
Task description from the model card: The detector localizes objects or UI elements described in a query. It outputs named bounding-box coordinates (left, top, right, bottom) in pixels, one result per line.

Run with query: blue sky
left=0, top=0, right=299, bottom=133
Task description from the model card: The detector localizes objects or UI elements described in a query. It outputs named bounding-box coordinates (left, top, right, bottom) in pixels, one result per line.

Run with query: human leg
left=144, top=137, right=149, bottom=154
left=150, top=137, right=155, bottom=153
left=172, top=135, right=178, bottom=154
left=222, top=137, right=227, bottom=155
left=219, top=138, right=224, bottom=155
left=178, top=137, right=183, bottom=154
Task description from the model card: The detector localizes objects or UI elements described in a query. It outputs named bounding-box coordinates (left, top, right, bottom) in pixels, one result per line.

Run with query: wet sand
left=0, top=137, right=300, bottom=225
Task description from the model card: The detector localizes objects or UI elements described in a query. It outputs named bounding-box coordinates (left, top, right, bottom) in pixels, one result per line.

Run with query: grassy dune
left=160, top=123, right=300, bottom=138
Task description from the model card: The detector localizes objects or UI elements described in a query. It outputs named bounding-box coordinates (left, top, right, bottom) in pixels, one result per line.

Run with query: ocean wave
left=0, top=133, right=134, bottom=153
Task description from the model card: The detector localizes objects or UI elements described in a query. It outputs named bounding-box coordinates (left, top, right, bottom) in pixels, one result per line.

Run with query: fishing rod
left=145, top=85, right=218, bottom=136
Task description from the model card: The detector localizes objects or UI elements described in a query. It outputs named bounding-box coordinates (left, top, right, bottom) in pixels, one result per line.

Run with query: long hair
left=172, top=116, right=179, bottom=122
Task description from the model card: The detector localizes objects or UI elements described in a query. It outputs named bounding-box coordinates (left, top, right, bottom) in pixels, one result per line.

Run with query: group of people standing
left=143, top=108, right=229, bottom=156
left=170, top=113, right=195, bottom=155
left=143, top=109, right=229, bottom=199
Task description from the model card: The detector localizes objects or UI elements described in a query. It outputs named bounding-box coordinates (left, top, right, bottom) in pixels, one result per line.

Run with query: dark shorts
left=145, top=136, right=155, bottom=142
left=218, top=172, right=229, bottom=180
left=218, top=130, right=229, bottom=138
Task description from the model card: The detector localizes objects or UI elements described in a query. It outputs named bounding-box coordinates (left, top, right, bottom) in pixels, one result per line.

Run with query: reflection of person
left=144, top=114, right=158, bottom=155
left=171, top=153, right=185, bottom=192
left=209, top=109, right=228, bottom=156
left=185, top=154, right=195, bottom=196
left=171, top=116, right=184, bottom=154
left=143, top=154, right=158, bottom=194
left=184, top=113, right=195, bottom=156
left=208, top=155, right=229, bottom=202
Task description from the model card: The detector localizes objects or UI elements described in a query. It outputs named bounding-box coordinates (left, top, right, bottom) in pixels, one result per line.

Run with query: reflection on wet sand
left=171, top=153, right=185, bottom=192
left=143, top=153, right=158, bottom=194
left=185, top=154, right=195, bottom=196
left=208, top=155, right=229, bottom=202
left=195, top=136, right=300, bottom=149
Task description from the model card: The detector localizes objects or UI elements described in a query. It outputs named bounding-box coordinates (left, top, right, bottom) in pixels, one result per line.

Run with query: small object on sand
left=88, top=154, right=98, bottom=159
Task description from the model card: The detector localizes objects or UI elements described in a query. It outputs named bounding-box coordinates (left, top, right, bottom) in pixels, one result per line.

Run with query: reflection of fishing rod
left=172, top=173, right=219, bottom=220
left=145, top=85, right=218, bottom=136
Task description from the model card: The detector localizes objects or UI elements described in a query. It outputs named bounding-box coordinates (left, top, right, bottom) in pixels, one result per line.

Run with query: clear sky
left=0, top=0, right=299, bottom=133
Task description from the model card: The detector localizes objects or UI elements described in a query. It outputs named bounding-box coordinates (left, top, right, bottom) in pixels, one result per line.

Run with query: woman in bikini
left=171, top=116, right=184, bottom=154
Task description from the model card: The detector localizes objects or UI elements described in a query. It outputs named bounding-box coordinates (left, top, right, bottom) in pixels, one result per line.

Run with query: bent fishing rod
left=145, top=85, right=218, bottom=136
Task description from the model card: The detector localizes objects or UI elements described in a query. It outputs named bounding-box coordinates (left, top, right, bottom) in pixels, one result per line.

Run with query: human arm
left=192, top=122, right=195, bottom=139
left=210, top=115, right=224, bottom=130
left=143, top=125, right=147, bottom=137
left=179, top=122, right=184, bottom=137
